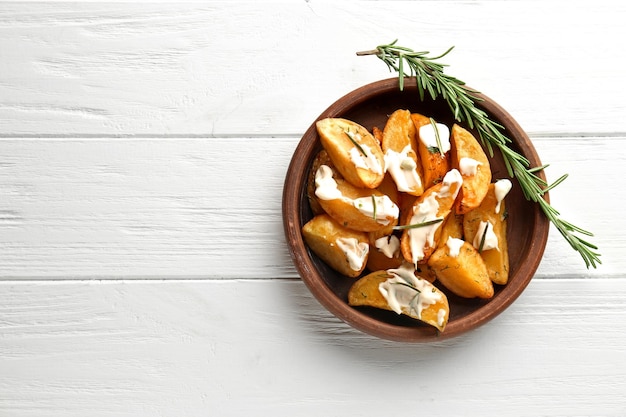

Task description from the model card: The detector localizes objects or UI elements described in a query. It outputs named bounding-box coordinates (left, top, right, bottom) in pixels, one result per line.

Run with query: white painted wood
left=0, top=135, right=620, bottom=279
left=1, top=279, right=625, bottom=417
left=0, top=1, right=625, bottom=136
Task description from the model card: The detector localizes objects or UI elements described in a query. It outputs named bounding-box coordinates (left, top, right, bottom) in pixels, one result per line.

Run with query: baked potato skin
left=302, top=214, right=369, bottom=278
left=463, top=183, right=510, bottom=285
left=412, top=113, right=451, bottom=189
left=348, top=270, right=449, bottom=331
left=382, top=109, right=424, bottom=196
left=428, top=240, right=494, bottom=299
left=450, top=124, right=491, bottom=214
left=400, top=171, right=462, bottom=265
left=317, top=177, right=398, bottom=233
left=316, top=118, right=385, bottom=189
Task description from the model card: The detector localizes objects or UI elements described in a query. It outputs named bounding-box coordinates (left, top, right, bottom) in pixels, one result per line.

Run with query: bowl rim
left=282, top=77, right=550, bottom=342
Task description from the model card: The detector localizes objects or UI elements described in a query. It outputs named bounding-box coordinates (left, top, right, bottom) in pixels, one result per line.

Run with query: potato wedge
left=315, top=165, right=399, bottom=232
left=316, top=118, right=385, bottom=189
left=366, top=232, right=403, bottom=272
left=382, top=109, right=425, bottom=196
left=372, top=173, right=401, bottom=236
left=412, top=113, right=451, bottom=189
left=302, top=214, right=369, bottom=278
left=463, top=181, right=511, bottom=285
left=437, top=208, right=464, bottom=249
left=348, top=266, right=449, bottom=332
left=450, top=124, right=491, bottom=214
left=428, top=239, right=494, bottom=299
left=400, top=169, right=463, bottom=265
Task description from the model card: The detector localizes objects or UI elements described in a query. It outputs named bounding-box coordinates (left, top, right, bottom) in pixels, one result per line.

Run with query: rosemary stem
left=357, top=40, right=601, bottom=269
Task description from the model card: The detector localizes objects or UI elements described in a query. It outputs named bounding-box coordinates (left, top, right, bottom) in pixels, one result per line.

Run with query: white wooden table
left=1, top=1, right=625, bottom=415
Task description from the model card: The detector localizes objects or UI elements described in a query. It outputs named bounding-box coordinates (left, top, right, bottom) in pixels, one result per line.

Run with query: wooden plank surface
left=1, top=279, right=625, bottom=416
left=0, top=135, right=621, bottom=279
left=0, top=1, right=625, bottom=136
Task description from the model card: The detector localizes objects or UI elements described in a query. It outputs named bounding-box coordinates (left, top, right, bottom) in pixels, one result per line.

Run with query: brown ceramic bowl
left=282, top=78, right=549, bottom=342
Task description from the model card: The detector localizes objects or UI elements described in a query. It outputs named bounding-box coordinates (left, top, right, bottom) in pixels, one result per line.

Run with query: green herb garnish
left=392, top=281, right=422, bottom=316
left=394, top=218, right=443, bottom=230
left=429, top=117, right=444, bottom=157
left=344, top=129, right=367, bottom=157
left=357, top=40, right=600, bottom=268
left=477, top=222, right=489, bottom=253
left=371, top=195, right=377, bottom=220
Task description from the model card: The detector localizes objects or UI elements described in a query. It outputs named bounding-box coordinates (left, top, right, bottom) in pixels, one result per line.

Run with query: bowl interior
left=283, top=78, right=549, bottom=342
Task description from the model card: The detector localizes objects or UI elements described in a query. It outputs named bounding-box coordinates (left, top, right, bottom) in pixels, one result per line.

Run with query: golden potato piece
left=382, top=109, right=424, bottom=196
left=302, top=214, right=369, bottom=278
left=315, top=165, right=399, bottom=232
left=400, top=169, right=463, bottom=265
left=412, top=113, right=451, bottom=189
left=372, top=125, right=384, bottom=144
left=316, top=118, right=385, bottom=189
left=437, top=208, right=464, bottom=249
left=366, top=232, right=403, bottom=272
left=428, top=239, right=494, bottom=299
left=463, top=181, right=510, bottom=285
left=450, top=124, right=491, bottom=214
left=348, top=267, right=449, bottom=332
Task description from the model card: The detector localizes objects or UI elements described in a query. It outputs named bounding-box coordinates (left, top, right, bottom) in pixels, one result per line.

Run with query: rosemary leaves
left=357, top=40, right=600, bottom=268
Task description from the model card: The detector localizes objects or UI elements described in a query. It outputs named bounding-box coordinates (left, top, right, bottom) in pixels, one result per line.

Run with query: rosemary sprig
left=428, top=117, right=445, bottom=157
left=392, top=281, right=422, bottom=317
left=477, top=222, right=489, bottom=253
left=344, top=129, right=367, bottom=157
left=371, top=195, right=377, bottom=220
left=394, top=218, right=443, bottom=230
left=357, top=40, right=601, bottom=268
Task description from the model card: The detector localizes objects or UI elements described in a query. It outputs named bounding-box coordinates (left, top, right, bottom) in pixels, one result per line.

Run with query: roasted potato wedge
left=400, top=169, right=463, bottom=265
left=414, top=263, right=437, bottom=283
left=463, top=181, right=511, bottom=285
left=366, top=232, right=403, bottom=272
left=437, top=208, right=464, bottom=249
left=302, top=214, right=369, bottom=278
left=450, top=124, right=491, bottom=214
left=369, top=173, right=401, bottom=237
left=382, top=109, right=424, bottom=196
left=348, top=267, right=449, bottom=332
left=315, top=165, right=399, bottom=232
left=412, top=113, right=451, bottom=189
left=428, top=239, right=494, bottom=299
left=316, top=118, right=385, bottom=189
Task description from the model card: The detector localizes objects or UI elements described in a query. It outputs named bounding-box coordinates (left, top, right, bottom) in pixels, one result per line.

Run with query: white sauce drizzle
left=349, top=142, right=383, bottom=175
left=437, top=308, right=447, bottom=327
left=378, top=264, right=442, bottom=319
left=459, top=157, right=481, bottom=176
left=375, top=235, right=400, bottom=258
left=352, top=195, right=399, bottom=226
left=446, top=237, right=465, bottom=258
left=336, top=237, right=369, bottom=271
left=314, top=165, right=342, bottom=200
left=473, top=220, right=499, bottom=251
left=407, top=169, right=463, bottom=265
left=383, top=145, right=422, bottom=193
left=418, top=122, right=451, bottom=153
left=314, top=165, right=399, bottom=225
left=494, top=178, right=512, bottom=214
